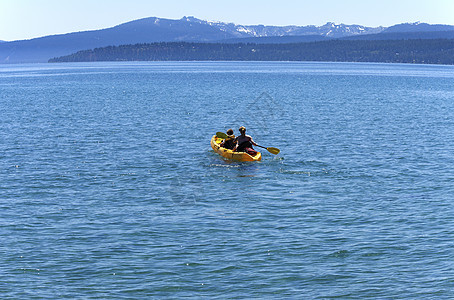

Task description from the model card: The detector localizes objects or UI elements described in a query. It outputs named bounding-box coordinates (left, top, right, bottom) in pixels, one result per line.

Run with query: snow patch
left=237, top=27, right=252, bottom=34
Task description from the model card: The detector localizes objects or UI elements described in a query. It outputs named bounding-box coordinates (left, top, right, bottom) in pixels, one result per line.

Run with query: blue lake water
left=1, top=61, right=454, bottom=298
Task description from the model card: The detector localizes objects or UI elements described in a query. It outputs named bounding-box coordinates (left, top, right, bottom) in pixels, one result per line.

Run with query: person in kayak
left=234, top=126, right=258, bottom=156
left=220, top=128, right=236, bottom=150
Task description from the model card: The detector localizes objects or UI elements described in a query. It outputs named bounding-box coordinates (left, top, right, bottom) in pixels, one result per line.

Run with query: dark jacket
left=220, top=136, right=236, bottom=150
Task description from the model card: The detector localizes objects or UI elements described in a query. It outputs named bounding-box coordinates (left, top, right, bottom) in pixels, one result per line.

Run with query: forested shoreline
left=49, top=39, right=454, bottom=65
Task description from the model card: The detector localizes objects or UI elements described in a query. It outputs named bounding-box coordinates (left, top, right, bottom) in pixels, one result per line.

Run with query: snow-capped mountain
left=180, top=16, right=384, bottom=38
left=1, top=16, right=453, bottom=63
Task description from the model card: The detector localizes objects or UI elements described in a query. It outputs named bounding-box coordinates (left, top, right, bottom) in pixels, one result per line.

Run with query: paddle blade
left=216, top=132, right=228, bottom=139
left=267, top=147, right=280, bottom=155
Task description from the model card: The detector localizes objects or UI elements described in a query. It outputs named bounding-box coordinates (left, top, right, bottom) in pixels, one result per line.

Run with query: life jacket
left=222, top=135, right=236, bottom=150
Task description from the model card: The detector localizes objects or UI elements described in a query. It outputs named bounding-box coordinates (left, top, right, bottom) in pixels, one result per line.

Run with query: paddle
left=255, top=144, right=280, bottom=155
left=215, top=132, right=280, bottom=155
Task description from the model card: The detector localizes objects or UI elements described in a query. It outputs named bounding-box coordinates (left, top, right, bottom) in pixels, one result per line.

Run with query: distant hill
left=341, top=30, right=454, bottom=41
left=384, top=22, right=454, bottom=33
left=0, top=17, right=236, bottom=64
left=218, top=30, right=454, bottom=44
left=2, top=17, right=454, bottom=63
left=49, top=39, right=454, bottom=65
left=219, top=35, right=330, bottom=44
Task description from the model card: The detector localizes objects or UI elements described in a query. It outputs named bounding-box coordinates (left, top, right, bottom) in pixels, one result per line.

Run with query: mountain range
left=1, top=17, right=454, bottom=63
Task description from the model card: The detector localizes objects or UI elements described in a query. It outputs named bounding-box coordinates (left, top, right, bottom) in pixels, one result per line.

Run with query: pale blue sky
left=1, top=0, right=453, bottom=41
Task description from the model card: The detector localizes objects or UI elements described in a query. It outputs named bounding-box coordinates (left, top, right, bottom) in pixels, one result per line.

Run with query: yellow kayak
left=210, top=135, right=261, bottom=162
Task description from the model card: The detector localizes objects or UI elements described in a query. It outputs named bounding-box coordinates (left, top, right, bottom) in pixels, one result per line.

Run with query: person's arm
left=232, top=138, right=238, bottom=151
left=250, top=136, right=258, bottom=146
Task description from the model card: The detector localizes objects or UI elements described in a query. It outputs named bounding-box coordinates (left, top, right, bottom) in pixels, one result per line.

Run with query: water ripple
left=1, top=62, right=453, bottom=298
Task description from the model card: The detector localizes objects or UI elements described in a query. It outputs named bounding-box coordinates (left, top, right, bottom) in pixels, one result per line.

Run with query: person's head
left=239, top=126, right=246, bottom=135
left=226, top=128, right=234, bottom=136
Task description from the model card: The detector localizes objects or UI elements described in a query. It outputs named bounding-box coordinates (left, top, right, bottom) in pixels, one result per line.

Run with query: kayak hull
left=211, top=135, right=261, bottom=162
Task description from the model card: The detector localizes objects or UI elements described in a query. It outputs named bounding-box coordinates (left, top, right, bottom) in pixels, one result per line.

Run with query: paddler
left=219, top=128, right=236, bottom=150
left=234, top=126, right=258, bottom=156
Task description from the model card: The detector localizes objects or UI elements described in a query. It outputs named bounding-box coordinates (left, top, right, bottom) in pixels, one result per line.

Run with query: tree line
left=49, top=39, right=454, bottom=65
